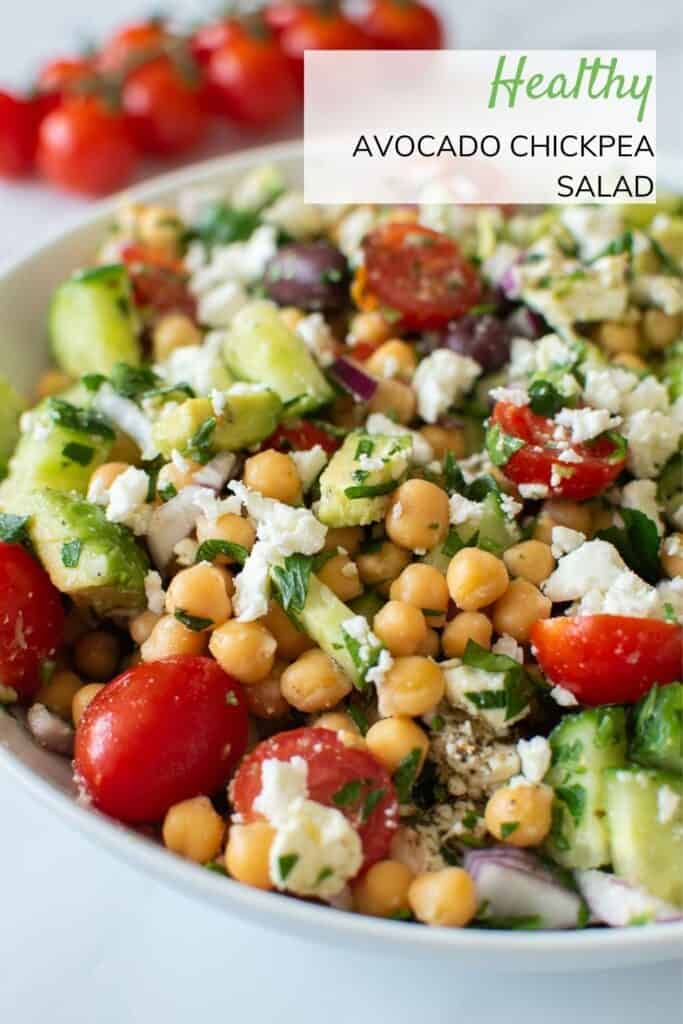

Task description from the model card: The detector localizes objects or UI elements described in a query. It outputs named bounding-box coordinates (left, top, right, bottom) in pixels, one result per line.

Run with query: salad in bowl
left=0, top=161, right=682, bottom=934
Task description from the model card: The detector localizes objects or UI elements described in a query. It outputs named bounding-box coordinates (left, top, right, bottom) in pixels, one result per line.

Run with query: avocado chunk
left=20, top=489, right=148, bottom=615
left=223, top=301, right=333, bottom=416
left=0, top=375, right=26, bottom=480
left=317, top=431, right=411, bottom=527
left=545, top=707, right=627, bottom=870
left=631, top=683, right=683, bottom=776
left=2, top=397, right=114, bottom=498
left=152, top=388, right=282, bottom=460
left=50, top=264, right=141, bottom=377
left=605, top=767, right=683, bottom=907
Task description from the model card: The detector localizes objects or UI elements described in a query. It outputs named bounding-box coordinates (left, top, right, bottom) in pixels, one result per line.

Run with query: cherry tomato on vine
left=191, top=17, right=244, bottom=65
left=359, top=0, right=444, bottom=50
left=0, top=91, right=38, bottom=178
left=123, top=56, right=207, bottom=156
left=279, top=4, right=370, bottom=90
left=0, top=543, right=64, bottom=701
left=75, top=656, right=248, bottom=823
left=37, top=57, right=94, bottom=100
left=207, top=31, right=298, bottom=129
left=97, top=20, right=169, bottom=73
left=264, top=3, right=308, bottom=34
left=37, top=96, right=138, bottom=196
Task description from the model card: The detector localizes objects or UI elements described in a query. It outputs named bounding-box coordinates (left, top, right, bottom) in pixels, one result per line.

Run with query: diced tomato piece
left=120, top=244, right=197, bottom=320
left=263, top=420, right=340, bottom=455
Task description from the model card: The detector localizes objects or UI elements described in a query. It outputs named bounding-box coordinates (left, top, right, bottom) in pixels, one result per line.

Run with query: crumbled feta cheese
left=657, top=785, right=681, bottom=825
left=542, top=539, right=624, bottom=603
left=558, top=448, right=582, bottom=463
left=366, top=648, right=394, bottom=689
left=551, top=526, right=586, bottom=559
left=232, top=541, right=272, bottom=621
left=534, top=334, right=575, bottom=371
left=336, top=206, right=378, bottom=267
left=657, top=578, right=683, bottom=621
left=229, top=481, right=327, bottom=556
left=449, top=493, right=484, bottom=527
left=550, top=685, right=579, bottom=707
left=295, top=313, right=337, bottom=368
left=412, top=350, right=482, bottom=424
left=155, top=331, right=227, bottom=396
left=365, top=413, right=434, bottom=465
left=517, top=736, right=552, bottom=784
left=263, top=192, right=324, bottom=239
left=499, top=494, right=523, bottom=519
left=197, top=279, right=248, bottom=327
left=621, top=479, right=664, bottom=534
left=289, top=445, right=328, bottom=493
left=442, top=660, right=530, bottom=734
left=357, top=453, right=386, bottom=473
left=105, top=467, right=152, bottom=536
left=663, top=535, right=683, bottom=558
left=87, top=474, right=110, bottom=506
left=173, top=537, right=199, bottom=567
left=253, top=756, right=309, bottom=827
left=583, top=367, right=637, bottom=414
left=554, top=407, right=621, bottom=444
left=621, top=376, right=670, bottom=418
left=144, top=571, right=166, bottom=615
left=269, top=799, right=363, bottom=899
left=392, top=501, right=404, bottom=520
left=492, top=635, right=524, bottom=663
left=341, top=561, right=359, bottom=579
left=519, top=483, right=550, bottom=499
left=577, top=569, right=661, bottom=618
left=490, top=386, right=529, bottom=406
left=210, top=389, right=227, bottom=416
left=624, top=410, right=680, bottom=479
left=632, top=275, right=683, bottom=316
left=94, top=385, right=158, bottom=461
left=508, top=338, right=538, bottom=379
left=561, top=206, right=624, bottom=261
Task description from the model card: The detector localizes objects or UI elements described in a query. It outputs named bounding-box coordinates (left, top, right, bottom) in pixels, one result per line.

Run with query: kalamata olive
left=506, top=306, right=545, bottom=340
left=263, top=241, right=349, bottom=312
left=443, top=314, right=511, bottom=372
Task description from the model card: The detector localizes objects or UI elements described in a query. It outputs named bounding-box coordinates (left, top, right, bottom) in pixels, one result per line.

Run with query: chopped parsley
left=187, top=417, right=217, bottom=464
left=597, top=507, right=660, bottom=584
left=347, top=704, right=369, bottom=736
left=174, top=609, right=213, bottom=632
left=61, top=441, right=95, bottom=466
left=60, top=539, right=82, bottom=568
left=0, top=513, right=30, bottom=544
left=46, top=398, right=115, bottom=440
left=344, top=480, right=398, bottom=500
left=195, top=539, right=249, bottom=566
left=485, top=423, right=525, bottom=468
left=500, top=821, right=519, bottom=839
left=158, top=482, right=178, bottom=503
left=528, top=379, right=564, bottom=418
left=271, top=553, right=314, bottom=614
left=332, top=780, right=362, bottom=807
left=462, top=640, right=533, bottom=722
left=361, top=787, right=386, bottom=823
left=109, top=362, right=159, bottom=399
left=555, top=783, right=586, bottom=826
left=392, top=748, right=423, bottom=803
left=277, top=853, right=299, bottom=882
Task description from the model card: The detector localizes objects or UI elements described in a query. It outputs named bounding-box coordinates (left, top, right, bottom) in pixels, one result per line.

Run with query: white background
left=1, top=2, right=682, bottom=1021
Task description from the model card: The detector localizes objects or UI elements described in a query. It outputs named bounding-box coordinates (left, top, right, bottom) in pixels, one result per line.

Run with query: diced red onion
left=506, top=306, right=545, bottom=341
left=329, top=357, right=379, bottom=402
left=575, top=869, right=683, bottom=927
left=27, top=703, right=74, bottom=756
left=499, top=265, right=522, bottom=300
left=192, top=452, right=238, bottom=492
left=147, top=485, right=207, bottom=569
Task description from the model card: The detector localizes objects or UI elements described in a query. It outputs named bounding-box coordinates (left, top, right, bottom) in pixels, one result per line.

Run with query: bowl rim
left=1, top=139, right=682, bottom=963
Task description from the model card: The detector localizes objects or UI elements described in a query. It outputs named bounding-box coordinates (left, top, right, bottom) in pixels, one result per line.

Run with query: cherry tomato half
left=123, top=56, right=207, bottom=156
left=280, top=6, right=369, bottom=91
left=0, top=543, right=64, bottom=701
left=75, top=656, right=248, bottom=823
left=359, top=0, right=444, bottom=50
left=263, top=420, right=340, bottom=455
left=362, top=222, right=482, bottom=331
left=37, top=96, right=137, bottom=197
left=0, top=91, right=38, bottom=178
left=121, top=244, right=197, bottom=320
left=97, top=20, right=169, bottom=74
left=207, top=33, right=298, bottom=129
left=491, top=401, right=627, bottom=502
left=531, top=615, right=683, bottom=705
left=231, top=727, right=399, bottom=870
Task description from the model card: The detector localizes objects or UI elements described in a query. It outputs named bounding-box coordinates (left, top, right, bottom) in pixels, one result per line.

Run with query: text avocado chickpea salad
left=0, top=164, right=682, bottom=930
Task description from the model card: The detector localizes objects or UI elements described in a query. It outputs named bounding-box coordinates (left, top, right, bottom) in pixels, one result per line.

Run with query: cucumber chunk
left=317, top=431, right=411, bottom=527
left=223, top=301, right=333, bottom=416
left=545, top=707, right=627, bottom=869
left=631, top=683, right=683, bottom=776
left=0, top=375, right=26, bottom=480
left=50, top=265, right=141, bottom=377
left=605, top=767, right=683, bottom=907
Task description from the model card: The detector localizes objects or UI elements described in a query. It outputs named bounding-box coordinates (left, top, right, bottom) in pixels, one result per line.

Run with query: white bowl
left=1, top=141, right=681, bottom=971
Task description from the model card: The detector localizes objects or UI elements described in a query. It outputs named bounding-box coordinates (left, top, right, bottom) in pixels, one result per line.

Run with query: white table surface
left=1, top=3, right=682, bottom=1021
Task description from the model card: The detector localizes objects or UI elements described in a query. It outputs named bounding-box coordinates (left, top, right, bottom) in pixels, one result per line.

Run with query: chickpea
left=491, top=578, right=551, bottom=642
left=368, top=379, right=416, bottom=424
left=378, top=656, right=445, bottom=718
left=165, top=563, right=232, bottom=630
left=36, top=369, right=72, bottom=399
left=373, top=601, right=427, bottom=656
left=72, top=683, right=105, bottom=727
left=313, top=711, right=360, bottom=736
left=262, top=600, right=313, bottom=660
left=543, top=499, right=593, bottom=536
left=323, top=526, right=363, bottom=556
left=279, top=306, right=306, bottom=332
left=352, top=860, right=415, bottom=918
left=366, top=340, right=417, bottom=381
left=74, top=631, right=120, bottom=681
left=317, top=553, right=363, bottom=602
left=447, top=548, right=509, bottom=611
left=390, top=564, right=449, bottom=626
left=485, top=783, right=553, bottom=847
left=662, top=533, right=683, bottom=578
left=35, top=670, right=82, bottom=722
left=129, top=610, right=160, bottom=646
left=590, top=503, right=615, bottom=534
left=503, top=540, right=555, bottom=585
left=156, top=457, right=203, bottom=495
left=366, top=717, right=429, bottom=774
left=209, top=621, right=277, bottom=684
left=87, top=462, right=129, bottom=501
left=280, top=649, right=352, bottom=713
left=408, top=868, right=478, bottom=927
left=225, top=822, right=275, bottom=889
left=357, top=541, right=411, bottom=590
left=162, top=796, right=224, bottom=864
left=442, top=612, right=492, bottom=659
left=420, top=425, right=466, bottom=460
left=243, top=449, right=302, bottom=505
left=642, top=309, right=682, bottom=350
left=244, top=663, right=290, bottom=720
left=349, top=311, right=392, bottom=347
left=417, top=628, right=441, bottom=658
left=138, top=204, right=182, bottom=255
left=594, top=320, right=640, bottom=355
left=612, top=352, right=648, bottom=372
left=141, top=615, right=207, bottom=661
left=215, top=565, right=235, bottom=599
left=386, top=479, right=450, bottom=553
left=152, top=313, right=202, bottom=361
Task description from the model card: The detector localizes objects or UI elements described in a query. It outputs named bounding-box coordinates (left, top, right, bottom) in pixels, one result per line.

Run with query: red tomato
left=232, top=727, right=399, bottom=869
left=362, top=222, right=482, bottom=331
left=37, top=57, right=93, bottom=99
left=531, top=615, right=683, bottom=705
left=491, top=401, right=627, bottom=502
left=207, top=33, right=298, bottom=128
left=75, top=656, right=248, bottom=823
left=191, top=18, right=244, bottom=65
left=264, top=4, right=308, bottom=34
left=0, top=91, right=38, bottom=178
left=37, top=96, right=137, bottom=196
left=0, top=543, right=64, bottom=701
left=359, top=0, right=444, bottom=49
left=280, top=6, right=370, bottom=90
left=121, top=244, right=197, bottom=319
left=123, top=56, right=207, bottom=156
left=98, top=21, right=168, bottom=73
left=264, top=420, right=340, bottom=454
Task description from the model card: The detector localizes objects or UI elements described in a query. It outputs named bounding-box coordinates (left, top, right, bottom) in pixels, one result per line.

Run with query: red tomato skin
left=37, top=97, right=137, bottom=197
left=492, top=402, right=627, bottom=501
left=123, top=57, right=207, bottom=156
left=97, top=21, right=168, bottom=73
left=531, top=616, right=683, bottom=705
left=0, top=543, right=64, bottom=700
left=37, top=57, right=93, bottom=100
left=231, top=727, right=399, bottom=869
left=207, top=37, right=298, bottom=128
left=360, top=0, right=444, bottom=50
left=120, top=244, right=197, bottom=319
left=75, top=656, right=248, bottom=823
left=263, top=421, right=340, bottom=455
left=264, top=4, right=308, bottom=34
left=0, top=92, right=38, bottom=178
left=191, top=19, right=245, bottom=64
left=280, top=10, right=370, bottom=90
